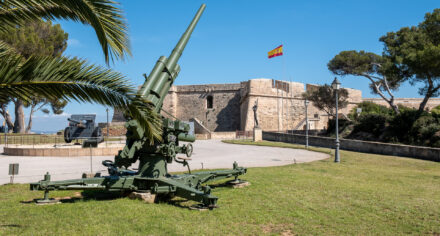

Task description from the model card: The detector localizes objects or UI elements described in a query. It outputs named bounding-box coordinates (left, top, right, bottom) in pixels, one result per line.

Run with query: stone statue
left=252, top=99, right=259, bottom=128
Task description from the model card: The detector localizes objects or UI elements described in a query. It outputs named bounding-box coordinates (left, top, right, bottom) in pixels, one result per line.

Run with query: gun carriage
left=64, top=114, right=103, bottom=147
left=30, top=4, right=247, bottom=209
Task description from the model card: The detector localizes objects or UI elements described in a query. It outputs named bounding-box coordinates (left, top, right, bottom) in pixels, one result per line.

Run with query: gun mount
left=64, top=114, right=103, bottom=147
left=30, top=4, right=247, bottom=209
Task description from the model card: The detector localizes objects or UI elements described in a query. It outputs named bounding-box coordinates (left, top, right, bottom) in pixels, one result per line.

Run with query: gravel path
left=0, top=140, right=329, bottom=184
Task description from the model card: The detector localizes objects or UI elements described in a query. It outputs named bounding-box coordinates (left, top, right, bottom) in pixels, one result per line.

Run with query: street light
left=304, top=99, right=309, bottom=149
left=106, top=108, right=109, bottom=146
left=331, top=77, right=341, bottom=163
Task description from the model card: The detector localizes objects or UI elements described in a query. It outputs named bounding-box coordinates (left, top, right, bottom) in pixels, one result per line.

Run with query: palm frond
left=0, top=40, right=19, bottom=59
left=0, top=0, right=130, bottom=64
left=126, top=97, right=163, bottom=143
left=0, top=54, right=161, bottom=141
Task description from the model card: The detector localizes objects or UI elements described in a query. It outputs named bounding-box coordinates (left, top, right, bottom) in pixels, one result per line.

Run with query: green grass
left=1, top=142, right=440, bottom=235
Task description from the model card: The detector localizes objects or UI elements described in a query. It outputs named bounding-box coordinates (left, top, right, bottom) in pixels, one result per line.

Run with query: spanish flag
left=268, top=45, right=283, bottom=58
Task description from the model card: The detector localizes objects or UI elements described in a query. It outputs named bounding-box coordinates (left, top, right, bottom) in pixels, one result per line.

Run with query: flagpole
left=285, top=81, right=288, bottom=133
left=281, top=82, right=284, bottom=132
left=277, top=81, right=280, bottom=132
left=289, top=78, right=292, bottom=133
left=281, top=43, right=286, bottom=132
left=291, top=77, right=294, bottom=134
left=268, top=44, right=285, bottom=133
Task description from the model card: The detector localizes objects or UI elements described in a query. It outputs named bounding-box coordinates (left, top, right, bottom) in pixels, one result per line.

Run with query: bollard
left=9, top=163, right=19, bottom=184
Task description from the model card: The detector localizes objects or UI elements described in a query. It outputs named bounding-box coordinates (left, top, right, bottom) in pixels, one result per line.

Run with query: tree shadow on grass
left=208, top=179, right=249, bottom=189
left=166, top=198, right=215, bottom=211
left=20, top=190, right=125, bottom=204
left=0, top=224, right=21, bottom=228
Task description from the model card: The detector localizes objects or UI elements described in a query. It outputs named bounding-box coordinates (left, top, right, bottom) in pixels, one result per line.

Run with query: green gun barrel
left=138, top=4, right=206, bottom=112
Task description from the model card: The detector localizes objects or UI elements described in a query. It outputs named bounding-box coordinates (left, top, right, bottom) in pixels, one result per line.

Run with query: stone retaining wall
left=195, top=132, right=237, bottom=140
left=263, top=131, right=440, bottom=162
left=4, top=146, right=122, bottom=157
left=210, top=132, right=236, bottom=140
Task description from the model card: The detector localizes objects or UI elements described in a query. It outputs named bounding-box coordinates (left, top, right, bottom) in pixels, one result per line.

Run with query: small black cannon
left=64, top=114, right=103, bottom=147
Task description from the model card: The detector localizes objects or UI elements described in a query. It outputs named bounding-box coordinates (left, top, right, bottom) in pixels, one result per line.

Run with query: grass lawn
left=1, top=141, right=440, bottom=235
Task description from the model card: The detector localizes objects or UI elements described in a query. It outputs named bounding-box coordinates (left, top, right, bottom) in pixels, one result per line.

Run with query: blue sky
left=5, top=0, right=440, bottom=132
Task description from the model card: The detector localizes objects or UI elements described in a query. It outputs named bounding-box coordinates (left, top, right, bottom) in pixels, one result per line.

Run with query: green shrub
left=431, top=105, right=440, bottom=115
left=410, top=115, right=440, bottom=147
left=348, top=101, right=392, bottom=120
left=326, top=118, right=353, bottom=136
left=385, top=109, right=420, bottom=143
left=353, top=113, right=389, bottom=138
left=333, top=102, right=440, bottom=147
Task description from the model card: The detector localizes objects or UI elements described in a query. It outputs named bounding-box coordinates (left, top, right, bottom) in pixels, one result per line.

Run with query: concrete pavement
left=0, top=140, right=329, bottom=184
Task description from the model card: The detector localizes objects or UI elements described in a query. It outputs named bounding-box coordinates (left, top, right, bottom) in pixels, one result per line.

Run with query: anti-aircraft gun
left=30, top=4, right=247, bottom=209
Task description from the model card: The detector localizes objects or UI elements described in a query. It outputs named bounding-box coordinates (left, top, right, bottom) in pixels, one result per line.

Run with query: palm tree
left=0, top=0, right=130, bottom=64
left=0, top=1, right=161, bottom=140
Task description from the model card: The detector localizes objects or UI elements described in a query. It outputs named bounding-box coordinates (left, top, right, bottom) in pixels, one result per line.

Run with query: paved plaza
left=0, top=140, right=329, bottom=184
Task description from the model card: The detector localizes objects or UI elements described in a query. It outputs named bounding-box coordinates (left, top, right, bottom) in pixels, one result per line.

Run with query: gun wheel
left=64, top=127, right=72, bottom=143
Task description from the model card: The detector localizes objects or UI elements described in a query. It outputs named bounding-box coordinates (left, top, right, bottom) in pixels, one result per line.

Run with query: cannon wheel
left=64, top=127, right=72, bottom=143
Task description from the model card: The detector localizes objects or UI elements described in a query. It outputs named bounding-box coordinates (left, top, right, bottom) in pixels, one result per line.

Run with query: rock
left=128, top=191, right=156, bottom=203
left=229, top=181, right=250, bottom=189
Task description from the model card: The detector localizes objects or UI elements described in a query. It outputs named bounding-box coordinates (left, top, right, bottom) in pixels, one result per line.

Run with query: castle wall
left=112, top=78, right=440, bottom=134
left=174, top=84, right=241, bottom=132
left=240, top=79, right=307, bottom=131
left=161, top=86, right=177, bottom=118
left=363, top=98, right=440, bottom=111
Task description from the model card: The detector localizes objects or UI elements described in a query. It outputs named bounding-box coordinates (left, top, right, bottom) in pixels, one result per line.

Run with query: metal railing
left=235, top=130, right=253, bottom=139
left=283, top=129, right=326, bottom=136
left=0, top=134, right=125, bottom=148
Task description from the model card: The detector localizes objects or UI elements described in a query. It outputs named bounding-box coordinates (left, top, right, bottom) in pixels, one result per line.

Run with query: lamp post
left=304, top=99, right=309, bottom=149
left=331, top=77, right=341, bottom=163
left=106, top=108, right=109, bottom=146
left=4, top=110, right=8, bottom=147
left=4, top=121, right=7, bottom=147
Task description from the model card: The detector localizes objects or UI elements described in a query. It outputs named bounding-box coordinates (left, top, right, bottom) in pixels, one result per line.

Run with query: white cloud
left=53, top=112, right=71, bottom=118
left=67, top=38, right=81, bottom=47
left=33, top=112, right=71, bottom=119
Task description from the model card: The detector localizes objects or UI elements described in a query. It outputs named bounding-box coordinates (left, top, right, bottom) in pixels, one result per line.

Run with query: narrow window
left=207, top=95, right=213, bottom=109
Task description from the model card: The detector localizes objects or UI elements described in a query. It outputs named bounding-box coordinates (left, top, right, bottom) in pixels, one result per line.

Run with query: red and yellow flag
left=268, top=45, right=283, bottom=58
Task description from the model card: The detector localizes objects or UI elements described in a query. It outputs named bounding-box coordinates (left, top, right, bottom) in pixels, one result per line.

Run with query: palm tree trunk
left=13, top=99, right=25, bottom=133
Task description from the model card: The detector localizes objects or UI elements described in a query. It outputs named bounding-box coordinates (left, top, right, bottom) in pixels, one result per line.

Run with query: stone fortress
left=112, top=78, right=440, bottom=134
